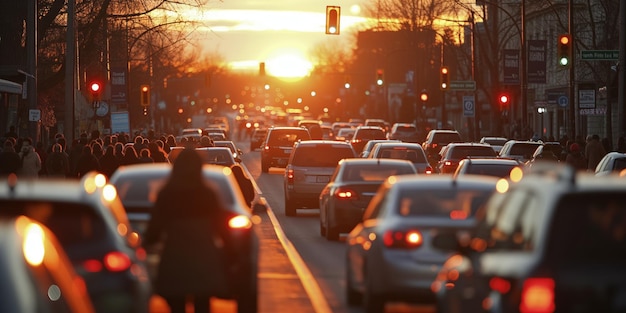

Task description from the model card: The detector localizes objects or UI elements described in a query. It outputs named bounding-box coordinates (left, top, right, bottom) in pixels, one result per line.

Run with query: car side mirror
left=252, top=196, right=268, bottom=214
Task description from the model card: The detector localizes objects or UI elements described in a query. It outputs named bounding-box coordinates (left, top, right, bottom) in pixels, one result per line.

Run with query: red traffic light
left=498, top=94, right=510, bottom=108
left=90, top=82, right=101, bottom=93
left=376, top=69, right=384, bottom=86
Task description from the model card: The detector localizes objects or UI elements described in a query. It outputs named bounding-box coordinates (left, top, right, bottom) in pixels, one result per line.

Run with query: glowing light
left=496, top=179, right=509, bottom=193
left=266, top=52, right=313, bottom=78
left=23, top=223, right=45, bottom=266
left=510, top=167, right=523, bottom=182
left=94, top=174, right=107, bottom=188
left=102, top=184, right=117, bottom=202
left=228, top=215, right=252, bottom=229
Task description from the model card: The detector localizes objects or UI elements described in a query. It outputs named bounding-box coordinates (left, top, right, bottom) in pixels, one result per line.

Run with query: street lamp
left=537, top=107, right=546, bottom=138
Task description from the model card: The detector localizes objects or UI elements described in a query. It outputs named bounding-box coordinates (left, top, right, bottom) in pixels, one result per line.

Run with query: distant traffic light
left=89, top=81, right=102, bottom=102
left=143, top=107, right=148, bottom=116
left=498, top=93, right=510, bottom=109
left=376, top=69, right=384, bottom=86
left=325, top=6, right=340, bottom=35
left=439, top=67, right=449, bottom=91
left=420, top=89, right=428, bottom=102
left=140, top=85, right=150, bottom=107
left=259, top=62, right=266, bottom=76
left=557, top=34, right=572, bottom=67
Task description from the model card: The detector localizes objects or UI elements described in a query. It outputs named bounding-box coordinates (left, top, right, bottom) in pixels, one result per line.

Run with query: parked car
left=436, top=143, right=497, bottom=174
left=432, top=165, right=626, bottom=313
left=367, top=141, right=433, bottom=174
left=283, top=140, right=357, bottom=216
left=0, top=215, right=95, bottom=313
left=110, top=163, right=260, bottom=312
left=319, top=158, right=417, bottom=241
left=0, top=173, right=152, bottom=313
left=261, top=126, right=311, bottom=173
left=250, top=128, right=268, bottom=150
left=453, top=157, right=522, bottom=178
left=595, top=152, right=626, bottom=176
left=346, top=174, right=498, bottom=312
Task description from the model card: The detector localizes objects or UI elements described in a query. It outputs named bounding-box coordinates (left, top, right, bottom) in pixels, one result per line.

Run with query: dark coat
left=143, top=148, right=232, bottom=297
left=231, top=164, right=255, bottom=207
left=0, top=148, right=21, bottom=176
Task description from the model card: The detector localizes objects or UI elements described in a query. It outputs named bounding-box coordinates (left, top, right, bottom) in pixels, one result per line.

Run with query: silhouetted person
left=75, top=145, right=100, bottom=178
left=566, top=143, right=587, bottom=171
left=0, top=140, right=21, bottom=176
left=231, top=163, right=255, bottom=207
left=45, top=143, right=70, bottom=178
left=99, top=145, right=120, bottom=178
left=18, top=138, right=41, bottom=178
left=143, top=148, right=233, bottom=313
left=4, top=126, right=18, bottom=140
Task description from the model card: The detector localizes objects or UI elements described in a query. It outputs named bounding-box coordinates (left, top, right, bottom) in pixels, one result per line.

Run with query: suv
left=284, top=140, right=356, bottom=216
left=498, top=140, right=543, bottom=163
left=350, top=125, right=387, bottom=154
left=436, top=143, right=497, bottom=174
left=422, top=129, right=462, bottom=165
left=387, top=123, right=420, bottom=142
left=433, top=165, right=626, bottom=313
left=261, top=126, right=311, bottom=172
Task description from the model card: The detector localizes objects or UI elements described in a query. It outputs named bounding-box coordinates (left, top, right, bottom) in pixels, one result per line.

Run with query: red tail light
left=383, top=230, right=423, bottom=249
left=263, top=145, right=269, bottom=151
left=489, top=277, right=511, bottom=294
left=286, top=169, right=294, bottom=184
left=104, top=252, right=132, bottom=272
left=450, top=210, right=468, bottom=220
left=519, top=278, right=555, bottom=313
left=425, top=166, right=433, bottom=174
left=82, top=259, right=103, bottom=273
left=334, top=187, right=358, bottom=200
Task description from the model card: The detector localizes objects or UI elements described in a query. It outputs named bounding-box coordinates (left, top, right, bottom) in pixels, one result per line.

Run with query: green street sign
left=449, top=80, right=476, bottom=91
left=580, top=50, right=619, bottom=60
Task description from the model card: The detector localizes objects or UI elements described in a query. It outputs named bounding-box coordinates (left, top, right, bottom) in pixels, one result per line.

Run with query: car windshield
left=341, top=164, right=416, bottom=182
left=395, top=188, right=493, bottom=218
left=268, top=131, right=309, bottom=146
left=291, top=145, right=354, bottom=167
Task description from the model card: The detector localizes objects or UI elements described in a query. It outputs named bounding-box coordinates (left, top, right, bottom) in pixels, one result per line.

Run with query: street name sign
left=449, top=80, right=476, bottom=91
left=580, top=50, right=619, bottom=60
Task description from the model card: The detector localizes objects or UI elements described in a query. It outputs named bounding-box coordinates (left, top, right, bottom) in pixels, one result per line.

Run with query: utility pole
left=64, top=0, right=76, bottom=143
left=26, top=0, right=38, bottom=142
left=568, top=0, right=576, bottom=139
left=520, top=0, right=527, bottom=135
left=619, top=0, right=625, bottom=136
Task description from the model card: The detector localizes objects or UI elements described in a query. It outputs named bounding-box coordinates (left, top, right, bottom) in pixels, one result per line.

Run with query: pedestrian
left=138, top=148, right=154, bottom=163
left=565, top=143, right=587, bottom=171
left=230, top=163, right=255, bottom=207
left=45, top=143, right=70, bottom=178
left=585, top=134, right=606, bottom=171
left=143, top=148, right=234, bottom=313
left=99, top=145, right=120, bottom=178
left=120, top=145, right=140, bottom=165
left=18, top=137, right=42, bottom=178
left=0, top=140, right=22, bottom=176
left=148, top=141, right=169, bottom=163
left=4, top=125, right=18, bottom=140
left=75, top=145, right=100, bottom=178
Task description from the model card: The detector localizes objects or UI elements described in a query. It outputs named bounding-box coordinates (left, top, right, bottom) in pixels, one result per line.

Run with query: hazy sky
left=185, top=0, right=373, bottom=76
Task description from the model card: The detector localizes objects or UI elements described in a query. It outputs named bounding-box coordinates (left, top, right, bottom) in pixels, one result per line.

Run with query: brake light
left=383, top=230, right=423, bottom=249
left=263, top=145, right=269, bottom=151
left=425, top=166, right=433, bottom=174
left=444, top=161, right=454, bottom=166
left=104, top=252, right=131, bottom=272
left=228, top=215, right=252, bottom=230
left=432, top=143, right=438, bottom=149
left=519, top=278, right=555, bottom=313
left=82, top=259, right=103, bottom=273
left=334, top=187, right=358, bottom=200
left=489, top=277, right=511, bottom=294
left=286, top=169, right=294, bottom=184
left=450, top=210, right=468, bottom=220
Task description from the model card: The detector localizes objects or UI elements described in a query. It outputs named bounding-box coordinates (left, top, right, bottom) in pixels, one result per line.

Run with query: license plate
left=316, top=176, right=330, bottom=183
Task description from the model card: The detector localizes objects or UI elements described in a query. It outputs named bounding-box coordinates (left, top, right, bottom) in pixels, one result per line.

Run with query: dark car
left=433, top=165, right=626, bottom=313
left=110, top=163, right=259, bottom=312
left=350, top=125, right=387, bottom=154
left=261, top=126, right=311, bottom=172
left=368, top=141, right=433, bottom=174
left=250, top=128, right=268, bottom=151
left=319, top=158, right=417, bottom=241
left=498, top=140, right=543, bottom=163
left=387, top=123, right=421, bottom=143
left=0, top=173, right=151, bottom=313
left=436, top=143, right=497, bottom=174
left=453, top=157, right=523, bottom=178
left=422, top=129, right=462, bottom=165
left=168, top=146, right=236, bottom=167
left=0, top=215, right=96, bottom=313
left=283, top=140, right=356, bottom=216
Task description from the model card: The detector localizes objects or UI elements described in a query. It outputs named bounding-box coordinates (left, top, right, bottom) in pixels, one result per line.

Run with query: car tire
left=285, top=196, right=297, bottom=217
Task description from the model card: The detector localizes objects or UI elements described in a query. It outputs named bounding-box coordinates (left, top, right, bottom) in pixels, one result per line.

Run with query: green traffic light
left=559, top=57, right=569, bottom=66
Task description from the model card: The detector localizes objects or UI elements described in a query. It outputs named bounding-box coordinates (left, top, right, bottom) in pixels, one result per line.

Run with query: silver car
left=345, top=174, right=498, bottom=312
left=283, top=140, right=356, bottom=216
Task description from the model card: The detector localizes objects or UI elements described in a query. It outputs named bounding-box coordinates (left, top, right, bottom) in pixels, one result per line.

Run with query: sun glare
left=266, top=53, right=313, bottom=79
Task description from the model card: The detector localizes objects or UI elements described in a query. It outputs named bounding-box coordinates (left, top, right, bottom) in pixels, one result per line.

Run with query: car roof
left=390, top=173, right=499, bottom=189
left=374, top=142, right=424, bottom=148
left=295, top=140, right=351, bottom=146
left=338, top=158, right=416, bottom=166
left=0, top=177, right=102, bottom=203
left=458, top=158, right=520, bottom=165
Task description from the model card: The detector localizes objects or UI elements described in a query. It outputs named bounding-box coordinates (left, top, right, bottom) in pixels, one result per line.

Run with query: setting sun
left=265, top=52, right=313, bottom=78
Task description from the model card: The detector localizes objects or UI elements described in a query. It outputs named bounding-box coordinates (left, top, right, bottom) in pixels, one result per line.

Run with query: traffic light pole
left=568, top=0, right=576, bottom=139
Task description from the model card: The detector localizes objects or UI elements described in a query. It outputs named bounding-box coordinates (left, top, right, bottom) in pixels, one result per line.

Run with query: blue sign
left=558, top=95, right=569, bottom=108
left=463, top=96, right=475, bottom=117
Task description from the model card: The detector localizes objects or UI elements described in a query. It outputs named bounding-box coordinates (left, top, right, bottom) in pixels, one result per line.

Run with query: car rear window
left=509, top=143, right=541, bottom=156
left=465, top=164, right=517, bottom=178
left=291, top=145, right=355, bottom=167
left=355, top=129, right=386, bottom=140
left=432, top=132, right=461, bottom=144
left=268, top=130, right=310, bottom=146
left=395, top=126, right=417, bottom=134
left=0, top=201, right=106, bottom=245
left=546, top=193, right=626, bottom=263
left=613, top=158, right=626, bottom=172
left=341, top=164, right=416, bottom=182
left=450, top=146, right=497, bottom=159
left=378, top=148, right=427, bottom=163
left=395, top=188, right=493, bottom=218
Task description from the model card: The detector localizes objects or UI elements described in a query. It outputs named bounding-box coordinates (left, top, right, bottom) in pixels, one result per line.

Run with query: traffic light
left=140, top=85, right=150, bottom=107
left=376, top=69, right=384, bottom=86
left=325, top=6, right=340, bottom=35
left=419, top=89, right=428, bottom=102
left=498, top=93, right=510, bottom=109
left=344, top=75, right=351, bottom=89
left=557, top=34, right=572, bottom=67
left=259, top=62, right=266, bottom=76
left=89, top=81, right=102, bottom=102
left=143, top=107, right=148, bottom=116
left=439, top=67, right=449, bottom=91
